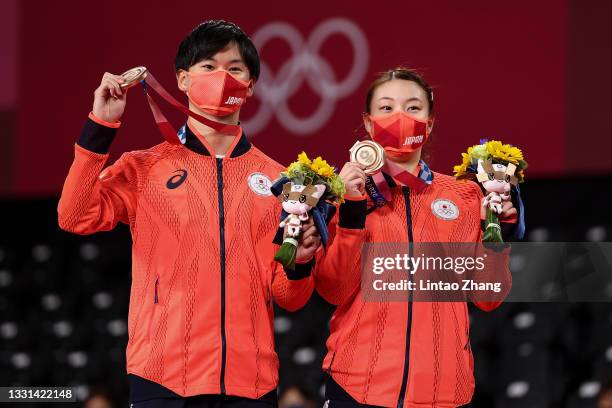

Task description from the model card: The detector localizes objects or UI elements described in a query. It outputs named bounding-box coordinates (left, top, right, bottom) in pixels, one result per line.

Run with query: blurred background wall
left=0, top=0, right=608, bottom=197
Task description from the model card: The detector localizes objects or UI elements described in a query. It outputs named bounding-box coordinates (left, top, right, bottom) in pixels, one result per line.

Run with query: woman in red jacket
left=314, top=68, right=517, bottom=408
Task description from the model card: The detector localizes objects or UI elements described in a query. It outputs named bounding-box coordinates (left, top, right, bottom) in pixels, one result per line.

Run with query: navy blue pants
left=323, top=374, right=472, bottom=408
left=128, top=375, right=277, bottom=408
left=129, top=395, right=277, bottom=408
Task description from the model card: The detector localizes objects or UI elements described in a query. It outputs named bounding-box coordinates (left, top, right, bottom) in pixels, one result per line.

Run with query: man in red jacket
left=58, top=20, right=319, bottom=408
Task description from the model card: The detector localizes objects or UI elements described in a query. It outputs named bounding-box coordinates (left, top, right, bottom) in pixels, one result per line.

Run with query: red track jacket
left=314, top=170, right=512, bottom=408
left=58, top=114, right=314, bottom=399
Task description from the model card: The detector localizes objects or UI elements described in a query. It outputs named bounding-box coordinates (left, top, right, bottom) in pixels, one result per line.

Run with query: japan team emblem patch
left=248, top=172, right=273, bottom=196
left=431, top=198, right=459, bottom=220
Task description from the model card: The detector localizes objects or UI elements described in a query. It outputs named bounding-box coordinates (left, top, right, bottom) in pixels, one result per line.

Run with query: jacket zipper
left=216, top=157, right=227, bottom=395
left=397, top=186, right=414, bottom=408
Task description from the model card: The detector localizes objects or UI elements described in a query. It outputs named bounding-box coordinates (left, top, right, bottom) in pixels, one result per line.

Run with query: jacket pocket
left=326, top=350, right=337, bottom=374
left=460, top=303, right=474, bottom=372
left=154, top=275, right=159, bottom=304
left=453, top=302, right=470, bottom=348
left=147, top=275, right=160, bottom=341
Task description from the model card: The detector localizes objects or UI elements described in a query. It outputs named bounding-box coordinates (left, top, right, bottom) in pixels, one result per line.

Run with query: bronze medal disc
left=349, top=140, right=385, bottom=175
left=120, top=66, right=148, bottom=88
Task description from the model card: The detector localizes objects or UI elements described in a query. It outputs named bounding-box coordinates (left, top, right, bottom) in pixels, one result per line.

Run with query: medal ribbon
left=137, top=72, right=241, bottom=145
left=365, top=160, right=434, bottom=207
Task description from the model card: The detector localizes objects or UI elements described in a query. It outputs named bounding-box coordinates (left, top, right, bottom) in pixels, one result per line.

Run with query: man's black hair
left=174, top=20, right=260, bottom=80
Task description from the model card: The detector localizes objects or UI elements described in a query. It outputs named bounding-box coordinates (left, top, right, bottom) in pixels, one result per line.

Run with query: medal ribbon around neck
left=365, top=157, right=434, bottom=207
left=120, top=67, right=241, bottom=145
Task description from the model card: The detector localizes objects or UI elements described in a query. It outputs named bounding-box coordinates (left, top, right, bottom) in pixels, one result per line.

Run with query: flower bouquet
left=272, top=152, right=346, bottom=269
left=454, top=140, right=528, bottom=242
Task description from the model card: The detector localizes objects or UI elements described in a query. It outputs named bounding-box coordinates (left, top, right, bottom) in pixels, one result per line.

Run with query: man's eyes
left=199, top=64, right=243, bottom=73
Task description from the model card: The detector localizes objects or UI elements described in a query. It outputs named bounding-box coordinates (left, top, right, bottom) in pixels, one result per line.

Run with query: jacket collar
left=183, top=122, right=251, bottom=158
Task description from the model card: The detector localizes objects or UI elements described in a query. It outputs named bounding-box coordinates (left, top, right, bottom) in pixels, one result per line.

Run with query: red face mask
left=186, top=70, right=251, bottom=117
left=367, top=111, right=430, bottom=160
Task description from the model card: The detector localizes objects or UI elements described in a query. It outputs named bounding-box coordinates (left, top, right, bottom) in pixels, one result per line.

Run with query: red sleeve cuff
left=88, top=111, right=121, bottom=128
left=500, top=211, right=518, bottom=224
left=344, top=193, right=368, bottom=201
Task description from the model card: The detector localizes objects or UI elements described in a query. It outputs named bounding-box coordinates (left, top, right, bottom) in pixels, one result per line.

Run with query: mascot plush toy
left=279, top=183, right=326, bottom=238
left=276, top=183, right=327, bottom=266
left=454, top=140, right=528, bottom=242
left=476, top=159, right=517, bottom=215
left=271, top=152, right=345, bottom=270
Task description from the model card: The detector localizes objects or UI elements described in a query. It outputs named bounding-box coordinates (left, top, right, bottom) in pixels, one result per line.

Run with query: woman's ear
left=362, top=113, right=373, bottom=135
left=176, top=70, right=189, bottom=93
left=427, top=117, right=435, bottom=135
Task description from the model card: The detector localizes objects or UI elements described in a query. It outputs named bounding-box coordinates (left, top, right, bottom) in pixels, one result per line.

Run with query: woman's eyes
left=201, top=64, right=215, bottom=70
left=229, top=67, right=243, bottom=73
left=378, top=105, right=421, bottom=112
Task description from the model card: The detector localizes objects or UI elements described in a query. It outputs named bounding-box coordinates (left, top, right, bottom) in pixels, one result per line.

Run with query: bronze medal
left=120, top=66, right=148, bottom=88
left=349, top=140, right=385, bottom=175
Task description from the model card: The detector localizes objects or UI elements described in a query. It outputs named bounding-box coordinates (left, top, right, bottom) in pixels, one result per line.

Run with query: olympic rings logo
left=244, top=18, right=369, bottom=136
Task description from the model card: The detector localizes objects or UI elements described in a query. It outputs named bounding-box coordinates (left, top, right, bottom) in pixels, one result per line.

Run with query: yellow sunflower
left=297, top=151, right=312, bottom=166
left=311, top=157, right=335, bottom=178
left=486, top=140, right=523, bottom=165
left=453, top=148, right=473, bottom=178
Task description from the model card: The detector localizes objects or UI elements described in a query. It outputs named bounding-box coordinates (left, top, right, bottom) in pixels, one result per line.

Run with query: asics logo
left=166, top=169, right=188, bottom=189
